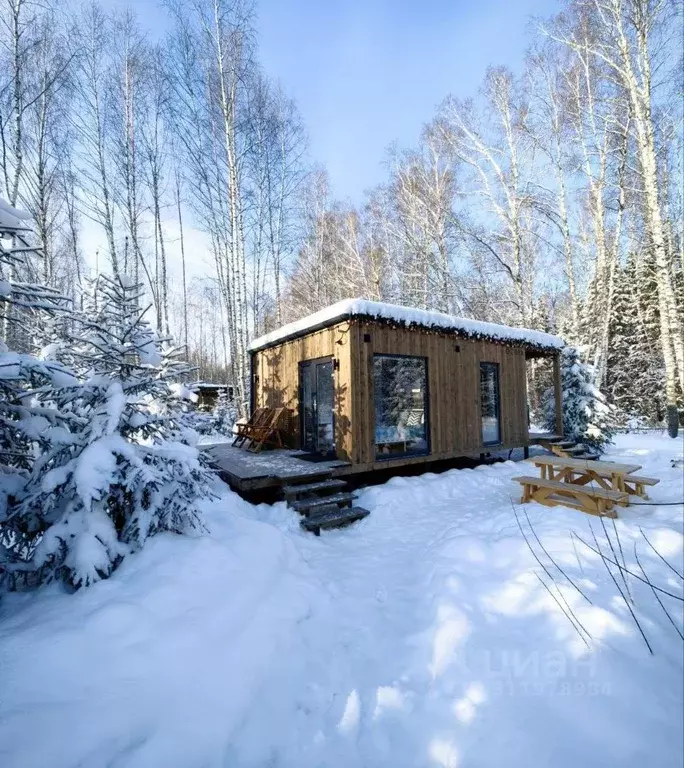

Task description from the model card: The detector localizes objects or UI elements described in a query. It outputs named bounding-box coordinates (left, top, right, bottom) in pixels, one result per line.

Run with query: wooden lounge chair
left=232, top=407, right=270, bottom=448
left=240, top=407, right=291, bottom=453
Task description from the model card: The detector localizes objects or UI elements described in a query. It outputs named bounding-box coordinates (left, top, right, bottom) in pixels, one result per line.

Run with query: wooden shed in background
left=249, top=300, right=564, bottom=475
left=193, top=382, right=234, bottom=411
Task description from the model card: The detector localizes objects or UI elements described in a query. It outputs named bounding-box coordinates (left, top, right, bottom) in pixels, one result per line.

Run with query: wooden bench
left=622, top=474, right=659, bottom=499
left=535, top=464, right=659, bottom=500
left=560, top=466, right=659, bottom=499
left=512, top=475, right=628, bottom=518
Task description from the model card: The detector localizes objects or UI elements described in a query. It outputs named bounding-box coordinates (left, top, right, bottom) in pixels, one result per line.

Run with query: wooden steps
left=291, top=491, right=356, bottom=514
left=282, top=478, right=348, bottom=499
left=543, top=436, right=599, bottom=461
left=282, top=472, right=370, bottom=534
left=301, top=505, right=371, bottom=536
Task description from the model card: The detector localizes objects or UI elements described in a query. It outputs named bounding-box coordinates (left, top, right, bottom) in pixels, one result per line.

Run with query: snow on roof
left=248, top=299, right=563, bottom=353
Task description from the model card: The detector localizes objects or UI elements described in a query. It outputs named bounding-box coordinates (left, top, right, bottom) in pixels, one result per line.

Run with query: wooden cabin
left=248, top=300, right=563, bottom=475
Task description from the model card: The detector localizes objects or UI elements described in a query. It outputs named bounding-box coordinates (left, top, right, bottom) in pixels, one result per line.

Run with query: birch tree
left=438, top=67, right=538, bottom=327
left=550, top=0, right=683, bottom=428
left=70, top=2, right=121, bottom=280
left=526, top=43, right=582, bottom=340
left=166, top=0, right=257, bottom=414
left=142, top=45, right=170, bottom=333
left=110, top=9, right=149, bottom=293
left=384, top=127, right=460, bottom=313
left=20, top=7, right=72, bottom=287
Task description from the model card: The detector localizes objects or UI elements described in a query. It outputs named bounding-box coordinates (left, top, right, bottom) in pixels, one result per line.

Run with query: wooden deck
left=202, top=432, right=562, bottom=494
left=201, top=442, right=351, bottom=491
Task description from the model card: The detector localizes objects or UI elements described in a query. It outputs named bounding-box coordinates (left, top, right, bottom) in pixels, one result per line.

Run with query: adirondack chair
left=243, top=407, right=291, bottom=453
left=232, top=407, right=270, bottom=448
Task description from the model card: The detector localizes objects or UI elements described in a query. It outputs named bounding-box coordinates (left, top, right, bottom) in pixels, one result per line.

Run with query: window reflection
left=373, top=355, right=428, bottom=458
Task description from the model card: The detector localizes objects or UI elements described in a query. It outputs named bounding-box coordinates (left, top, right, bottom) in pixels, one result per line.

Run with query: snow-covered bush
left=212, top=387, right=236, bottom=435
left=542, top=346, right=615, bottom=454
left=3, top=274, right=213, bottom=590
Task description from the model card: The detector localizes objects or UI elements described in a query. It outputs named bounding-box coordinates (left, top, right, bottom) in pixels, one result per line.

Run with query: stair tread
left=549, top=441, right=576, bottom=447
left=291, top=491, right=357, bottom=513
left=301, top=506, right=370, bottom=532
left=282, top=478, right=347, bottom=498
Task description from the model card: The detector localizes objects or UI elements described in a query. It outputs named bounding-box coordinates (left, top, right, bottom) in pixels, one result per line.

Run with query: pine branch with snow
left=1, top=197, right=69, bottom=326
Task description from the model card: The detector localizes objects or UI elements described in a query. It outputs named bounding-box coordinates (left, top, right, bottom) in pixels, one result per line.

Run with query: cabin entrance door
left=299, top=358, right=335, bottom=455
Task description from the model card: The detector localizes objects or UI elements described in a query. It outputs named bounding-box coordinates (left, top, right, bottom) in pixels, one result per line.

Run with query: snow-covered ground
left=1, top=433, right=682, bottom=768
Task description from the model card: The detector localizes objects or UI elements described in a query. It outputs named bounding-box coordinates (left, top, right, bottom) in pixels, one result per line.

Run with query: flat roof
left=248, top=299, right=563, bottom=353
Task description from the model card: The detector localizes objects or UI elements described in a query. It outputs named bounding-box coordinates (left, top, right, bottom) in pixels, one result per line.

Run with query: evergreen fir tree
left=605, top=255, right=665, bottom=426
left=212, top=386, right=236, bottom=435
left=1, top=199, right=77, bottom=587
left=543, top=346, right=615, bottom=454
left=636, top=252, right=669, bottom=422
left=6, top=274, right=213, bottom=589
left=527, top=297, right=556, bottom=423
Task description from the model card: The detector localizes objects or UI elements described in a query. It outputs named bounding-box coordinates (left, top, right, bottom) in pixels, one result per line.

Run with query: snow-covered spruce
left=6, top=275, right=213, bottom=589
left=543, top=346, right=615, bottom=454
left=212, top=386, right=237, bottom=436
left=0, top=197, right=81, bottom=587
left=605, top=254, right=665, bottom=428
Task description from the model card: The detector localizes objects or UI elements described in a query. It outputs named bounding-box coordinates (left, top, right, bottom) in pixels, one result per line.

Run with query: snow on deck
left=248, top=298, right=564, bottom=352
left=202, top=442, right=350, bottom=486
left=0, top=433, right=682, bottom=768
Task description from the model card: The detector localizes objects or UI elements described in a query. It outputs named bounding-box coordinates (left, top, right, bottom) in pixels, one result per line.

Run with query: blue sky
left=102, top=0, right=559, bottom=202
left=256, top=0, right=558, bottom=201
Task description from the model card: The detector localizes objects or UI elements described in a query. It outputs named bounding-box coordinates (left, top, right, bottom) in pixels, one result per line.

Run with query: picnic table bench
left=512, top=455, right=660, bottom=518
left=512, top=475, right=626, bottom=518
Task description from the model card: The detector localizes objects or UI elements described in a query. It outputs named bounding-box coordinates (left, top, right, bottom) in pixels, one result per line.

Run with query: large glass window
left=373, top=355, right=428, bottom=459
left=480, top=362, right=501, bottom=445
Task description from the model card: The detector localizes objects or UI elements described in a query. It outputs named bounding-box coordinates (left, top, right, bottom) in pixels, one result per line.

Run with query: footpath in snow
left=1, top=433, right=683, bottom=768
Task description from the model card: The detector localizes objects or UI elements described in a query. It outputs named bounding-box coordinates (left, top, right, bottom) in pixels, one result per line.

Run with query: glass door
left=480, top=362, right=501, bottom=445
left=299, top=358, right=335, bottom=455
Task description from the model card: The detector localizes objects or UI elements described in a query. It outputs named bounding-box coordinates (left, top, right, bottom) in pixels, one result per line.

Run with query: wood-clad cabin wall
left=347, top=319, right=530, bottom=471
left=252, top=317, right=533, bottom=471
left=251, top=321, right=353, bottom=459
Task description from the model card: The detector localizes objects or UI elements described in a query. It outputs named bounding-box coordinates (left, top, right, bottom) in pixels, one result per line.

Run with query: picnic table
left=512, top=455, right=659, bottom=518
left=528, top=455, right=642, bottom=494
